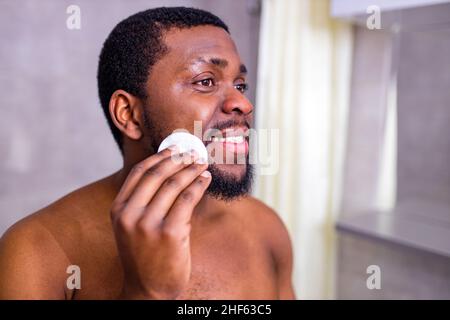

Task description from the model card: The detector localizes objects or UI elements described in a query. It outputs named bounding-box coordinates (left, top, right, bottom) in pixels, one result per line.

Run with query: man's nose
left=221, top=88, right=253, bottom=115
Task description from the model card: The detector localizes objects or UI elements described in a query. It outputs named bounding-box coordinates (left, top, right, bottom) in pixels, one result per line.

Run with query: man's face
left=142, top=25, right=254, bottom=199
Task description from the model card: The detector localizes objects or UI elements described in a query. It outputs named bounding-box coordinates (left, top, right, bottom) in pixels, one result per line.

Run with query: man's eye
left=235, top=83, right=249, bottom=93
left=196, top=79, right=214, bottom=87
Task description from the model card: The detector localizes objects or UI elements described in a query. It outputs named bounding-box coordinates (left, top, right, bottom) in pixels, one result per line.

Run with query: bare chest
left=72, top=227, right=278, bottom=300
left=177, top=231, right=277, bottom=299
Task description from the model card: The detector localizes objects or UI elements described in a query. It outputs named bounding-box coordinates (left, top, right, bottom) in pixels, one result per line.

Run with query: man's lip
left=221, top=126, right=249, bottom=137
left=204, top=126, right=249, bottom=143
left=206, top=136, right=249, bottom=155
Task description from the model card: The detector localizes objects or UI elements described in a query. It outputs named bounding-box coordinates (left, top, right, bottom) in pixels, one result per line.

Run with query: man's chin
left=212, top=163, right=247, bottom=178
left=206, top=163, right=253, bottom=201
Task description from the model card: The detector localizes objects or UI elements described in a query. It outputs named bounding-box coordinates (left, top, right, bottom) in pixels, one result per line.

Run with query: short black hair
left=97, top=7, right=229, bottom=153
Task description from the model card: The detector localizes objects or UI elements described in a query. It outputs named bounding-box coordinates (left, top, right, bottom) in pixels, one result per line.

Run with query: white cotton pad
left=157, top=131, right=208, bottom=163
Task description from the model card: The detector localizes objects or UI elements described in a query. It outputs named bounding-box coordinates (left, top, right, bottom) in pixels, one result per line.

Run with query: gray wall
left=397, top=28, right=450, bottom=208
left=337, top=3, right=450, bottom=299
left=0, top=0, right=260, bottom=235
left=337, top=232, right=450, bottom=299
left=340, top=26, right=392, bottom=216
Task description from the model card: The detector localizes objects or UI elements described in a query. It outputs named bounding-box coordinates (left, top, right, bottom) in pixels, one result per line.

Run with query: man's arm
left=0, top=218, right=69, bottom=299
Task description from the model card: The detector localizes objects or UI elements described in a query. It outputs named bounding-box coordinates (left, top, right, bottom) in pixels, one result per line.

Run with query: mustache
left=203, top=119, right=251, bottom=144
left=207, top=118, right=251, bottom=133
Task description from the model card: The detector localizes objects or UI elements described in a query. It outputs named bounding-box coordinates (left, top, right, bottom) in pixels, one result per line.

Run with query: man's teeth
left=212, top=136, right=244, bottom=143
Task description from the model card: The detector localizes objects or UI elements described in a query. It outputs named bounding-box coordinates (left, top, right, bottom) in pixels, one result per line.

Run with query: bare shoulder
left=0, top=176, right=113, bottom=299
left=0, top=208, right=71, bottom=299
left=233, top=196, right=296, bottom=299
left=235, top=196, right=292, bottom=245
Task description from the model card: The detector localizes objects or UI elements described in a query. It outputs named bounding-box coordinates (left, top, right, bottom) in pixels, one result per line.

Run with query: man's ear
left=108, top=89, right=144, bottom=141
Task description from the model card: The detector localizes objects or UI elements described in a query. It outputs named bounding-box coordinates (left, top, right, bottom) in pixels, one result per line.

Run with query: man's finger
left=137, top=162, right=209, bottom=226
left=114, top=147, right=176, bottom=205
left=164, top=171, right=212, bottom=229
left=125, top=151, right=199, bottom=211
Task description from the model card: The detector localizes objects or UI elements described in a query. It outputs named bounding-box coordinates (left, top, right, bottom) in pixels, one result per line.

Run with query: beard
left=206, top=161, right=254, bottom=201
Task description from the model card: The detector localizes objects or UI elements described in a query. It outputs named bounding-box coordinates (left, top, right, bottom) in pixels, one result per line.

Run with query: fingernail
left=200, top=170, right=211, bottom=178
left=168, top=145, right=179, bottom=151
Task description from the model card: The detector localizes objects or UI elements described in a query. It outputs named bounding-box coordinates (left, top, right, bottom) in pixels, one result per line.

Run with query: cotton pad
left=157, top=132, right=208, bottom=163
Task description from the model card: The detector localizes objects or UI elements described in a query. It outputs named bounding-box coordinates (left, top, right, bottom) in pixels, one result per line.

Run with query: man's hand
left=111, top=147, right=211, bottom=300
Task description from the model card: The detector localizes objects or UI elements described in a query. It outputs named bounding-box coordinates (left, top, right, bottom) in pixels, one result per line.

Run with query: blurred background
left=0, top=0, right=449, bottom=299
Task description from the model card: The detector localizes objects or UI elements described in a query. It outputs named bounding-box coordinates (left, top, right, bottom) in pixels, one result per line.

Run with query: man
left=0, top=7, right=295, bottom=300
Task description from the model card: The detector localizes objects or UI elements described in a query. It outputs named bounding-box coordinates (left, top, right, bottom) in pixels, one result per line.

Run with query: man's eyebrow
left=191, top=57, right=248, bottom=74
left=209, top=57, right=228, bottom=68
left=239, top=63, right=247, bottom=74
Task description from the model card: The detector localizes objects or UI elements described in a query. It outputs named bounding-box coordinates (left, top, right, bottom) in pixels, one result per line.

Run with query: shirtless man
left=0, top=7, right=295, bottom=300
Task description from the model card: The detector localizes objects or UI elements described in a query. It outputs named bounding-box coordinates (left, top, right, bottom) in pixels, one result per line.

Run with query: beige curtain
left=253, top=0, right=354, bottom=299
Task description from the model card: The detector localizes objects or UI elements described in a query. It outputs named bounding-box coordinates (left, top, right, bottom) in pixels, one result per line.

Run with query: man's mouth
left=205, top=126, right=249, bottom=157
left=211, top=136, right=245, bottom=143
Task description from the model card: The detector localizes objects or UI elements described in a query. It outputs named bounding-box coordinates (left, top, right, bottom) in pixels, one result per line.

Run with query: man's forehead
left=158, top=26, right=246, bottom=73
left=187, top=56, right=247, bottom=74
left=164, top=25, right=234, bottom=48
left=165, top=27, right=238, bottom=56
